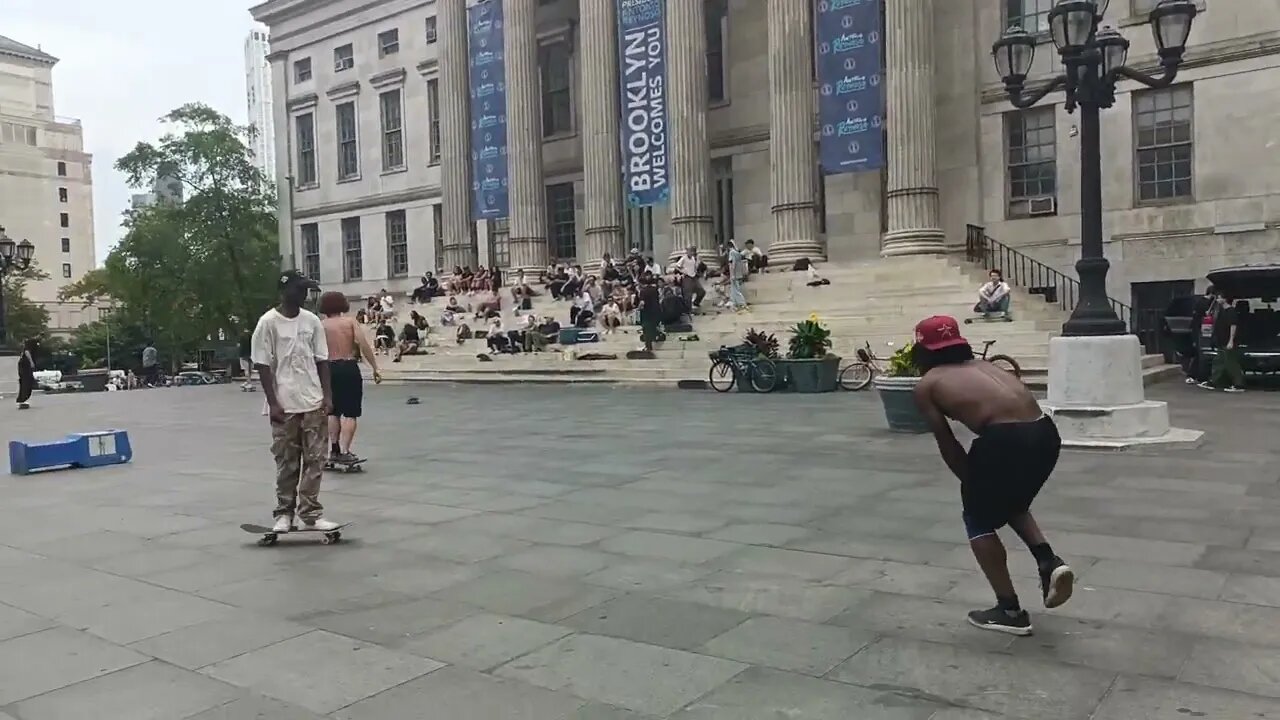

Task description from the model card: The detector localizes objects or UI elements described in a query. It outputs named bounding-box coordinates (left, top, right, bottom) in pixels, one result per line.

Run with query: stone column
left=767, top=0, right=823, bottom=264
left=579, top=0, right=626, bottom=272
left=665, top=0, right=715, bottom=260
left=439, top=0, right=477, bottom=269
left=880, top=0, right=946, bottom=256
left=504, top=0, right=549, bottom=273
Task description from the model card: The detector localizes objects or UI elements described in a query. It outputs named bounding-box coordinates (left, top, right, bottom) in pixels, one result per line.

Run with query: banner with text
left=468, top=0, right=509, bottom=219
left=617, top=0, right=670, bottom=207
left=815, top=0, right=885, bottom=175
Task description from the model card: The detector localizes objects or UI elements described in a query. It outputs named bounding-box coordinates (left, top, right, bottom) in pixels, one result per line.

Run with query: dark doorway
left=1131, top=279, right=1195, bottom=359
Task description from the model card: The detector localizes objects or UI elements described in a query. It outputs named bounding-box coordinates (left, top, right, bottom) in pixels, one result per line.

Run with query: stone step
left=381, top=356, right=1177, bottom=390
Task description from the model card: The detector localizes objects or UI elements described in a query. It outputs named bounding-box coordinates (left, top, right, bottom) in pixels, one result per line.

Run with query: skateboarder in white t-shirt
left=251, top=270, right=341, bottom=534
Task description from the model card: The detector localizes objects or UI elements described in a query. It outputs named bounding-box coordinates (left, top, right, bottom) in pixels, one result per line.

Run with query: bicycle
left=708, top=345, right=779, bottom=393
left=978, top=340, right=1022, bottom=378
left=839, top=341, right=891, bottom=391
left=838, top=339, right=1022, bottom=391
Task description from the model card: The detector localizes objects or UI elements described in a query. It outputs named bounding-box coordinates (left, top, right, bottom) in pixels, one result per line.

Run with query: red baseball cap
left=914, top=315, right=968, bottom=351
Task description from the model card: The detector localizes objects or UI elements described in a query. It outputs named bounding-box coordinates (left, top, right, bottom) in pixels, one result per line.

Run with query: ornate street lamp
left=0, top=226, right=37, bottom=347
left=992, top=0, right=1198, bottom=336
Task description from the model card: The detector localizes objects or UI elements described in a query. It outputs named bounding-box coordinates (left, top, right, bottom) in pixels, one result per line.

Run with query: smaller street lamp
left=991, top=0, right=1198, bottom=337
left=0, top=226, right=37, bottom=348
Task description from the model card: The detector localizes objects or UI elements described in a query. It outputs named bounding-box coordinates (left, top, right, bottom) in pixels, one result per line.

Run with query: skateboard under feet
left=324, top=458, right=366, bottom=474
left=241, top=522, right=352, bottom=546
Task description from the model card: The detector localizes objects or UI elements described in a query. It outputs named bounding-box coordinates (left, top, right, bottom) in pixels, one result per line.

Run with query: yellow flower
left=808, top=312, right=820, bottom=323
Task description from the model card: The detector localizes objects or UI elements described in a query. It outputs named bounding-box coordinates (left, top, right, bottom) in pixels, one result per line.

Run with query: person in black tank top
left=16, top=338, right=37, bottom=409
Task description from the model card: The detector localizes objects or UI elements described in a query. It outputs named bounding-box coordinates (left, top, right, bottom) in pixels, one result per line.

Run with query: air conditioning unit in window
left=1028, top=196, right=1057, bottom=216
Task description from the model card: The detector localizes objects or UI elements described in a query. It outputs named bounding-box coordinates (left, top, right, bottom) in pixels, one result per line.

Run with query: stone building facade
left=0, top=35, right=99, bottom=333
left=249, top=0, right=1280, bottom=316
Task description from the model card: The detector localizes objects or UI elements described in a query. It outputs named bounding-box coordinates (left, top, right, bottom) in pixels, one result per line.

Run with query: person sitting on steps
left=975, top=269, right=1013, bottom=320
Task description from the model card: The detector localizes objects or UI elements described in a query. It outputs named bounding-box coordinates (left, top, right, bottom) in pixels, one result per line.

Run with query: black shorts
left=329, top=359, right=363, bottom=418
left=962, top=415, right=1060, bottom=539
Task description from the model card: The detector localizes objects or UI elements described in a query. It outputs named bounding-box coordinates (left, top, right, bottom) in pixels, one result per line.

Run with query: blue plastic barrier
left=9, top=430, right=133, bottom=476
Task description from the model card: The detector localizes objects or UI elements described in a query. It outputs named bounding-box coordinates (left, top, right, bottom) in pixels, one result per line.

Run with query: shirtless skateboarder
left=912, top=315, right=1074, bottom=635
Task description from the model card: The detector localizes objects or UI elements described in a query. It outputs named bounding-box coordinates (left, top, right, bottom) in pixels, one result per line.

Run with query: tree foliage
left=2, top=263, right=51, bottom=348
left=60, top=103, right=281, bottom=365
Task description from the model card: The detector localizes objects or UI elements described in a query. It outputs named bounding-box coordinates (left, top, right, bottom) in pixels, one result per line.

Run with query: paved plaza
left=0, top=383, right=1279, bottom=719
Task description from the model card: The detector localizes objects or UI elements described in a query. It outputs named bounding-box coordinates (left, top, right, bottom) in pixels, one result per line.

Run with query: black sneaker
left=1039, top=558, right=1075, bottom=609
left=967, top=606, right=1032, bottom=636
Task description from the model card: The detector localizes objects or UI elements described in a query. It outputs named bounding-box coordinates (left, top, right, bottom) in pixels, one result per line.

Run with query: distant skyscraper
left=244, top=28, right=275, bottom=178
left=129, top=162, right=183, bottom=210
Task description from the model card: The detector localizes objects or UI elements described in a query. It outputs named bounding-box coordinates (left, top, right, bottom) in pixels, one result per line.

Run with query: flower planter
left=780, top=355, right=840, bottom=393
left=873, top=375, right=930, bottom=433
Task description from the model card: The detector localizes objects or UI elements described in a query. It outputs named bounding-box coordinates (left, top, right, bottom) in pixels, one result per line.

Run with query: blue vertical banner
left=468, top=0, right=509, bottom=219
left=815, top=0, right=885, bottom=175
left=617, top=0, right=670, bottom=207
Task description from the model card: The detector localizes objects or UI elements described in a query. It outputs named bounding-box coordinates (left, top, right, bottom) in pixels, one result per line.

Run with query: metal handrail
left=964, top=224, right=1133, bottom=331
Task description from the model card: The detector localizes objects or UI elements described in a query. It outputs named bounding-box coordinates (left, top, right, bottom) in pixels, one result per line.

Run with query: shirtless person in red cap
left=912, top=315, right=1073, bottom=636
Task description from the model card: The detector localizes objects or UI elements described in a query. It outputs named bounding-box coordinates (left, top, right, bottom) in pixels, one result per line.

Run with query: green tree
left=2, top=263, right=51, bottom=348
left=61, top=103, right=280, bottom=363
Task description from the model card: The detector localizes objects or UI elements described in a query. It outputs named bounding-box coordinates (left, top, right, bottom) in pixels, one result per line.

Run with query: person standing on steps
left=252, top=270, right=340, bottom=533
left=675, top=246, right=705, bottom=311
left=911, top=315, right=1074, bottom=636
left=318, top=291, right=382, bottom=465
left=15, top=338, right=37, bottom=410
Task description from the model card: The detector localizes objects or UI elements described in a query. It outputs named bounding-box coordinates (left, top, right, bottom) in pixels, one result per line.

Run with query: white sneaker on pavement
left=302, top=517, right=341, bottom=531
left=271, top=515, right=293, bottom=533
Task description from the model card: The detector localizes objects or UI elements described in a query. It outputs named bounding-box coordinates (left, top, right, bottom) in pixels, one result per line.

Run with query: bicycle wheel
left=750, top=359, right=779, bottom=393
left=988, top=354, right=1022, bottom=379
left=839, top=362, right=874, bottom=391
left=708, top=359, right=736, bottom=392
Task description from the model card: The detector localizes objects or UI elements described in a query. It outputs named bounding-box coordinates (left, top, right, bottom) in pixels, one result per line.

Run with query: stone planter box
left=873, top=375, right=930, bottom=433
left=778, top=355, right=840, bottom=393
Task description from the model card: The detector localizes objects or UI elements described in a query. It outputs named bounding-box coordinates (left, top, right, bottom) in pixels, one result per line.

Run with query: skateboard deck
left=324, top=458, right=366, bottom=473
left=241, top=522, right=351, bottom=546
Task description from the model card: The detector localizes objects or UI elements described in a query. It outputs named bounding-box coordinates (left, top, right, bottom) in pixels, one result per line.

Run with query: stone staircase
left=374, top=255, right=1177, bottom=388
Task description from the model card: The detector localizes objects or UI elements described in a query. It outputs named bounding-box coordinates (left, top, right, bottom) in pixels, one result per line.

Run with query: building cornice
left=980, top=29, right=1280, bottom=105
left=293, top=185, right=441, bottom=219
left=250, top=0, right=341, bottom=27
left=288, top=93, right=320, bottom=112
left=369, top=68, right=407, bottom=90
left=416, top=58, right=440, bottom=77
left=325, top=80, right=361, bottom=101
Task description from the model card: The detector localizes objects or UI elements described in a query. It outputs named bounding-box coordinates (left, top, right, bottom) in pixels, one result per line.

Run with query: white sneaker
left=271, top=515, right=293, bottom=533
left=302, top=517, right=341, bottom=531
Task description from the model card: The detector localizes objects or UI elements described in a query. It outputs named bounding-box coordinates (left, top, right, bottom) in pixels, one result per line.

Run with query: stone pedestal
left=1042, top=335, right=1202, bottom=448
left=666, top=0, right=716, bottom=260
left=767, top=0, right=824, bottom=265
left=504, top=0, right=549, bottom=273
left=438, top=0, right=477, bottom=269
left=580, top=0, right=626, bottom=272
left=880, top=0, right=946, bottom=257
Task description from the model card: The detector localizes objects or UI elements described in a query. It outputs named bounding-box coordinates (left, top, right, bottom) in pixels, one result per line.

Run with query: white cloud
left=6, top=0, right=257, bottom=263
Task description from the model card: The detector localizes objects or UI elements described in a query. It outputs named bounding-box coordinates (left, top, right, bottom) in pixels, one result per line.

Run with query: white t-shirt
left=575, top=292, right=595, bottom=314
left=676, top=255, right=699, bottom=278
left=251, top=308, right=329, bottom=414
left=380, top=294, right=394, bottom=313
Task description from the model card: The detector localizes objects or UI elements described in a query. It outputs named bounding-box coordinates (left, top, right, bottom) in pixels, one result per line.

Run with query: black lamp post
left=0, top=226, right=37, bottom=348
left=992, top=0, right=1198, bottom=336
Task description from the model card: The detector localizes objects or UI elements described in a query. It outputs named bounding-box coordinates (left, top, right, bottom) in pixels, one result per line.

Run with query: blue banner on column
left=617, top=0, right=670, bottom=207
left=816, top=0, right=885, bottom=175
left=469, top=0, right=509, bottom=219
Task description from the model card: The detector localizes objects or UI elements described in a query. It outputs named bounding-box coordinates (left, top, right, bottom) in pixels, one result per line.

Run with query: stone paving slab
left=1, top=383, right=1279, bottom=717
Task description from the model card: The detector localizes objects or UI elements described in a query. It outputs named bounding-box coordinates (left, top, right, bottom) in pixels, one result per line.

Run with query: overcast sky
left=7, top=0, right=258, bottom=263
